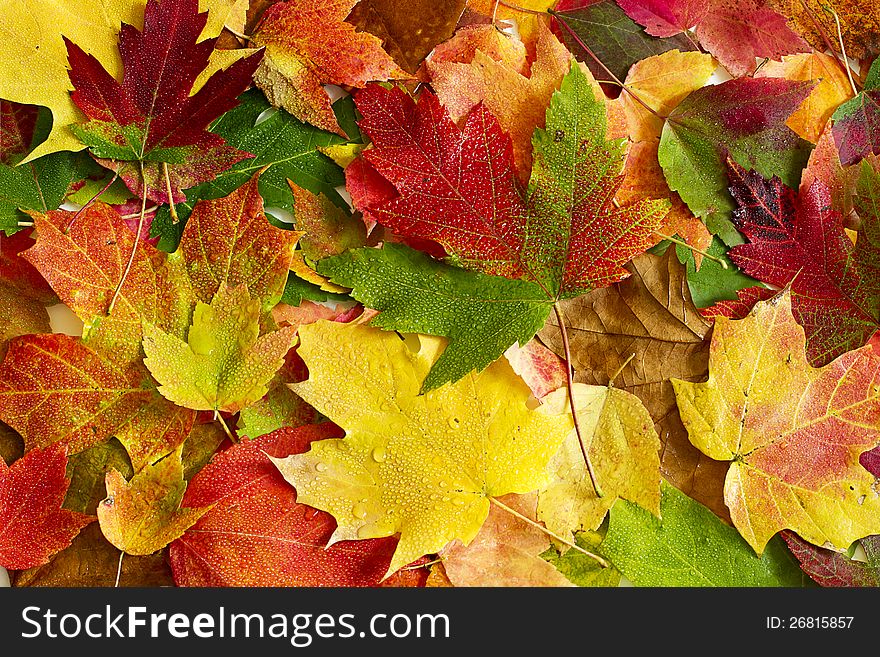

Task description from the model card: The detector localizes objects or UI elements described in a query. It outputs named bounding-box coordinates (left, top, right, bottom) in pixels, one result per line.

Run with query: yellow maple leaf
left=673, top=291, right=880, bottom=553
left=0, top=0, right=247, bottom=161
left=270, top=321, right=573, bottom=576
left=538, top=382, right=661, bottom=540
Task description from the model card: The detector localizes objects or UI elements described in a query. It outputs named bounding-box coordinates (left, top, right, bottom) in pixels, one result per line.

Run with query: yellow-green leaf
left=538, top=383, right=661, bottom=539
left=142, top=283, right=296, bottom=413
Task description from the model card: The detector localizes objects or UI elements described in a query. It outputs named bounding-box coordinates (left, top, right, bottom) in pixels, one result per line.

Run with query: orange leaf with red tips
left=252, top=0, right=408, bottom=136
left=0, top=443, right=94, bottom=570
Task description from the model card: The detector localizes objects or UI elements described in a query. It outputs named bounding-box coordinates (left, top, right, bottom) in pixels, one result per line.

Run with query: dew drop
left=438, top=480, right=448, bottom=488
left=357, top=525, right=373, bottom=539
left=352, top=502, right=369, bottom=520
left=447, top=417, right=460, bottom=429
left=315, top=462, right=328, bottom=473
left=371, top=446, right=387, bottom=463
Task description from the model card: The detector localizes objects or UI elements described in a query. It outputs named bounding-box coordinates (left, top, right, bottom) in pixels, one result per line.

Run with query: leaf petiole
left=490, top=496, right=609, bottom=567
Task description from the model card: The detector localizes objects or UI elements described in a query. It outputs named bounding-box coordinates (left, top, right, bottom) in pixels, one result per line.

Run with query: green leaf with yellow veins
left=538, top=382, right=661, bottom=540
left=270, top=321, right=573, bottom=576
left=599, top=481, right=809, bottom=587
left=98, top=448, right=210, bottom=556
left=142, top=283, right=297, bottom=414
left=672, top=291, right=880, bottom=553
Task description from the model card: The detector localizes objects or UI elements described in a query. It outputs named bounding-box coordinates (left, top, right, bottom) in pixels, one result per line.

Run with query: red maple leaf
left=350, top=67, right=666, bottom=301
left=727, top=160, right=880, bottom=365
left=0, top=444, right=94, bottom=570
left=169, top=424, right=427, bottom=587
left=64, top=0, right=263, bottom=204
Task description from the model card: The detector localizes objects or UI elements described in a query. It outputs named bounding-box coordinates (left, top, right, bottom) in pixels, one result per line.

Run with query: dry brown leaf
left=538, top=249, right=729, bottom=519
left=347, top=0, right=466, bottom=73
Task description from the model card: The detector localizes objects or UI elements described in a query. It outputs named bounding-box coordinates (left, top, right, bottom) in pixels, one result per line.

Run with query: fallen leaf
left=252, top=0, right=408, bottom=135
left=831, top=56, right=880, bottom=166
left=143, top=283, right=297, bottom=414
left=271, top=320, right=573, bottom=576
left=538, top=250, right=727, bottom=517
left=65, top=0, right=263, bottom=204
left=672, top=291, right=880, bottom=553
left=441, top=493, right=575, bottom=587
left=0, top=443, right=94, bottom=570
left=538, top=382, right=661, bottom=538
left=170, top=423, right=426, bottom=586
left=98, top=447, right=210, bottom=555
left=658, top=77, right=814, bottom=244
left=599, top=480, right=809, bottom=586
left=756, top=52, right=854, bottom=143
left=782, top=531, right=880, bottom=587
left=769, top=0, right=880, bottom=61
left=727, top=160, right=880, bottom=365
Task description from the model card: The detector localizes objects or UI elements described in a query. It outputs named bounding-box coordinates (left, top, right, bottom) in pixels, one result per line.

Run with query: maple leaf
left=354, top=63, right=667, bottom=301
left=615, top=0, right=809, bottom=77
left=0, top=0, right=248, bottom=161
left=503, top=340, right=567, bottom=400
left=251, top=0, right=408, bottom=136
left=270, top=321, right=573, bottom=576
left=170, top=424, right=426, bottom=586
left=153, top=89, right=351, bottom=251
left=98, top=447, right=210, bottom=555
left=658, top=77, right=814, bottom=244
left=143, top=283, right=297, bottom=414
left=538, top=250, right=728, bottom=517
left=769, top=0, right=880, bottom=62
left=550, top=0, right=697, bottom=83
left=0, top=101, right=84, bottom=236
left=65, top=0, right=263, bottom=204
left=13, top=523, right=174, bottom=587
left=440, top=493, right=575, bottom=587
left=319, top=243, right=552, bottom=391
left=727, top=161, right=880, bottom=365
left=0, top=229, right=56, bottom=303
left=0, top=283, right=50, bottom=360
left=616, top=49, right=717, bottom=143
left=0, top=443, right=94, bottom=570
left=23, top=201, right=194, bottom=359
left=426, top=20, right=573, bottom=181
left=782, top=531, right=880, bottom=587
left=537, top=382, right=661, bottom=539
left=600, top=481, right=809, bottom=586
left=672, top=291, right=880, bottom=553
left=288, top=180, right=366, bottom=261
left=467, top=0, right=556, bottom=49
left=756, top=53, right=855, bottom=144
left=800, top=124, right=865, bottom=223
left=831, top=57, right=880, bottom=166
left=0, top=333, right=196, bottom=469
left=701, top=285, right=776, bottom=320
left=346, top=0, right=465, bottom=74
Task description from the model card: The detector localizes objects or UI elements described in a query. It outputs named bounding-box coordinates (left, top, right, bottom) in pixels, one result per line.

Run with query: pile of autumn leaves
left=0, top=0, right=879, bottom=588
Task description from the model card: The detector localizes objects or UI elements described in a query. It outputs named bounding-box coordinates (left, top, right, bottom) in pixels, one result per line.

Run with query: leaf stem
left=608, top=352, right=635, bottom=387
left=548, top=9, right=666, bottom=121
left=797, top=0, right=860, bottom=92
left=17, top=221, right=34, bottom=228
left=108, top=163, right=146, bottom=314
left=827, top=6, right=858, bottom=97
left=65, top=170, right=119, bottom=234
left=215, top=410, right=237, bottom=443
left=553, top=302, right=604, bottom=499
left=162, top=162, right=180, bottom=224
left=654, top=231, right=729, bottom=269
left=490, top=497, right=609, bottom=567
left=114, top=551, right=124, bottom=587
left=401, top=557, right=444, bottom=570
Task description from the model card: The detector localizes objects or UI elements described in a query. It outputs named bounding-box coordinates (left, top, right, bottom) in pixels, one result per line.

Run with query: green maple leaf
left=143, top=283, right=296, bottom=414
left=319, top=243, right=552, bottom=391
left=599, top=482, right=811, bottom=587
